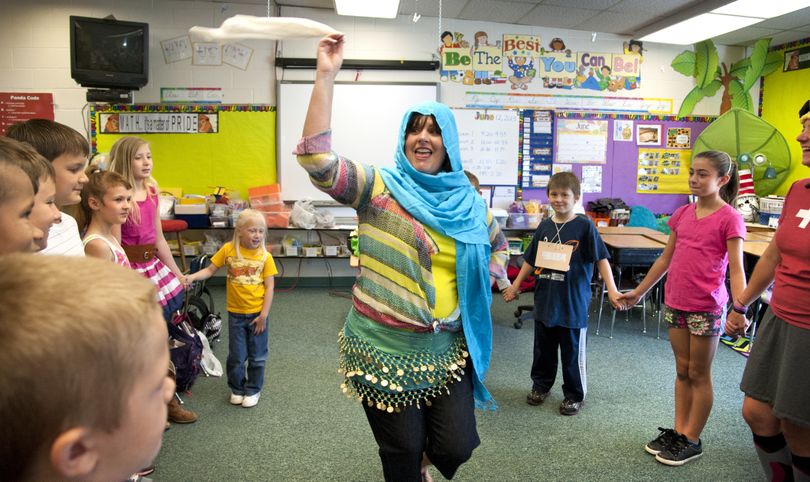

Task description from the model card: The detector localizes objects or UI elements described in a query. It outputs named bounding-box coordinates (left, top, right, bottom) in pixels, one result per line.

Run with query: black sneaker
left=655, top=434, right=703, bottom=466
left=645, top=427, right=678, bottom=455
left=559, top=399, right=583, bottom=416
left=526, top=389, right=549, bottom=406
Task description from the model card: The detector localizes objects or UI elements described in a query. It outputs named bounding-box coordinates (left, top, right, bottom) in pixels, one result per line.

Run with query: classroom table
left=597, top=226, right=661, bottom=236
left=743, top=240, right=769, bottom=258
left=745, top=222, right=777, bottom=233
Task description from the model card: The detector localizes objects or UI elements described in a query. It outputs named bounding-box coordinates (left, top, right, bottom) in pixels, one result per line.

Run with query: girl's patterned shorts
left=663, top=305, right=725, bottom=337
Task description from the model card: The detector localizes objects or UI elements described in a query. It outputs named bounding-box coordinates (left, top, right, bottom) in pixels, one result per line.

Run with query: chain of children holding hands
left=0, top=30, right=808, bottom=481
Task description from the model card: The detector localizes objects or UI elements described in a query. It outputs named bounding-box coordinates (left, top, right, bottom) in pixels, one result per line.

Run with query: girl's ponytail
left=721, top=157, right=740, bottom=204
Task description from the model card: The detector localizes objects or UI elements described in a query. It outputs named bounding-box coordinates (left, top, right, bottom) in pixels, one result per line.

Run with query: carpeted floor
left=153, top=286, right=759, bottom=481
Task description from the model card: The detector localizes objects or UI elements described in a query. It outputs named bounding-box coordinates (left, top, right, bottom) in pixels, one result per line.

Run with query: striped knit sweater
left=298, top=149, right=509, bottom=411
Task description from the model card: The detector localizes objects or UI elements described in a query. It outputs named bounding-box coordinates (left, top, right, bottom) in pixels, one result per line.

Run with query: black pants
left=532, top=321, right=588, bottom=402
left=362, top=368, right=480, bottom=481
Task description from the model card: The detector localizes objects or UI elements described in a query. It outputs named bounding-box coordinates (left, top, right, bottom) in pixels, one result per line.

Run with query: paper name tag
left=534, top=240, right=573, bottom=272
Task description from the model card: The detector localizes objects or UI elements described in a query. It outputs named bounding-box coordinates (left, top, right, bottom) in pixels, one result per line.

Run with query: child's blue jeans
left=227, top=311, right=269, bottom=396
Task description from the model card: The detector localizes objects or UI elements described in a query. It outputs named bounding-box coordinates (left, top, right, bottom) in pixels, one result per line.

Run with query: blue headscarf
left=379, top=101, right=496, bottom=410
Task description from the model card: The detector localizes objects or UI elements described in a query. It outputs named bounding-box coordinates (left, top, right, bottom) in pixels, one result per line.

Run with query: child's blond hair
left=232, top=209, right=268, bottom=259
left=0, top=255, right=162, bottom=480
left=108, top=136, right=158, bottom=224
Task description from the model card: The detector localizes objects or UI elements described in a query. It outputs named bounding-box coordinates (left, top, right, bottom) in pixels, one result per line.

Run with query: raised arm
left=302, top=33, right=344, bottom=137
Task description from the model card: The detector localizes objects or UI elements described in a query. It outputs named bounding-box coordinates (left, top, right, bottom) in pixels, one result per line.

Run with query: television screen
left=70, top=16, right=149, bottom=89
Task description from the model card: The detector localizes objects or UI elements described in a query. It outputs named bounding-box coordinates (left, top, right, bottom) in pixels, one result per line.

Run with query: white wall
left=2, top=0, right=752, bottom=138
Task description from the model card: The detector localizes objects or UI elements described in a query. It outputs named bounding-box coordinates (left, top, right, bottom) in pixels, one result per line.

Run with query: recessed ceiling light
left=335, top=0, right=400, bottom=19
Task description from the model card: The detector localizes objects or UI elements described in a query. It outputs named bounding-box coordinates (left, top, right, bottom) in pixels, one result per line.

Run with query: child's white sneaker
left=242, top=393, right=260, bottom=408
left=229, top=393, right=244, bottom=405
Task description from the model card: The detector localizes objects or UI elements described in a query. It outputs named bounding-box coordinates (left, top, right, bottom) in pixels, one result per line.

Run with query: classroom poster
left=637, top=148, right=690, bottom=194
left=582, top=165, right=602, bottom=193
left=666, top=127, right=691, bottom=148
left=555, top=119, right=608, bottom=164
left=613, top=120, right=633, bottom=141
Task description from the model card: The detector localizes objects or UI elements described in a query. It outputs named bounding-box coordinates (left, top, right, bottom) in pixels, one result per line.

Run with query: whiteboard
left=278, top=82, right=437, bottom=202
left=452, top=108, right=519, bottom=186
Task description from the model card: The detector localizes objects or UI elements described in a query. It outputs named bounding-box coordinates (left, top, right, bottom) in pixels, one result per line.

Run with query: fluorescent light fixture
left=712, top=0, right=809, bottom=19
left=640, top=12, right=761, bottom=45
left=335, top=0, right=400, bottom=18
left=638, top=0, right=809, bottom=45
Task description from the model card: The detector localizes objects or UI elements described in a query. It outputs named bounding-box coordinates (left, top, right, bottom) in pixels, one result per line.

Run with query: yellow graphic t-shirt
left=210, top=242, right=278, bottom=314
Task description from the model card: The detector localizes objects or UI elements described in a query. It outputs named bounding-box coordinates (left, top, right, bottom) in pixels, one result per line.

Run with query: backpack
left=186, top=255, right=223, bottom=344
left=169, top=305, right=204, bottom=393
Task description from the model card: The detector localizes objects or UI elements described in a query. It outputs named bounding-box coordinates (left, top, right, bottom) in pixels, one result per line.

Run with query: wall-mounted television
left=70, top=16, right=149, bottom=90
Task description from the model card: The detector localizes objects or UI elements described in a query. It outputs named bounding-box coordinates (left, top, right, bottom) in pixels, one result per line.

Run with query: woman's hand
left=316, top=33, right=345, bottom=78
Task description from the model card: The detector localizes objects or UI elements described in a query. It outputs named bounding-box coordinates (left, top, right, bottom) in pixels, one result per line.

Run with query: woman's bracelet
left=732, top=303, right=748, bottom=315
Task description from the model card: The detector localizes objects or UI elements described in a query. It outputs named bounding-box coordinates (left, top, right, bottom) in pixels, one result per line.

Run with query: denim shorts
left=663, top=305, right=725, bottom=337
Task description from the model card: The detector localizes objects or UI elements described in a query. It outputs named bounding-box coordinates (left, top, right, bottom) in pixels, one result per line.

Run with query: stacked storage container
left=248, top=184, right=290, bottom=228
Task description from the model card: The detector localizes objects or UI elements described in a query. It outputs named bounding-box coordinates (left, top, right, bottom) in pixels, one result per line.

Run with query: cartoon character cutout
left=507, top=56, right=535, bottom=90
left=622, top=39, right=644, bottom=90
left=472, top=31, right=492, bottom=85
left=543, top=37, right=573, bottom=89
left=438, top=30, right=462, bottom=82
left=198, top=114, right=214, bottom=133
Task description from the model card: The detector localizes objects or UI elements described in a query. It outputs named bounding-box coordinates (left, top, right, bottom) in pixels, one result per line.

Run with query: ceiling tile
left=398, top=0, right=468, bottom=18
left=769, top=30, right=810, bottom=46
left=573, top=10, right=656, bottom=35
left=711, top=26, right=783, bottom=47
left=457, top=0, right=537, bottom=24
left=609, top=0, right=703, bottom=14
left=515, top=5, right=600, bottom=29
left=755, top=7, right=810, bottom=30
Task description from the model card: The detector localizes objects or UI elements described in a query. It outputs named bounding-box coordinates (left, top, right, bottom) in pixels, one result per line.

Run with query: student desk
left=600, top=234, right=666, bottom=288
left=642, top=232, right=670, bottom=245
left=597, top=226, right=661, bottom=236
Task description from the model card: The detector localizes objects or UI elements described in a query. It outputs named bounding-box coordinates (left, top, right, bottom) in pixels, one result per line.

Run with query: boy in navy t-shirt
left=504, top=172, right=621, bottom=415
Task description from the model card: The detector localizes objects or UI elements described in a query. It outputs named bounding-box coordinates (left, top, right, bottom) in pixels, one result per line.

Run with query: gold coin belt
left=337, top=331, right=469, bottom=413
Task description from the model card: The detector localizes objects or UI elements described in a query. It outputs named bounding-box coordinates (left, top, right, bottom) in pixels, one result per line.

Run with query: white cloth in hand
left=190, top=15, right=339, bottom=42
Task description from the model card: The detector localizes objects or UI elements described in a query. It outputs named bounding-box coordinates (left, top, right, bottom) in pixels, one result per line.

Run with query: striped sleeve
left=486, top=208, right=509, bottom=283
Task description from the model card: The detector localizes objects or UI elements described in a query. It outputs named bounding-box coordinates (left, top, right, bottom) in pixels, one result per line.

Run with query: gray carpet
left=153, top=286, right=759, bottom=481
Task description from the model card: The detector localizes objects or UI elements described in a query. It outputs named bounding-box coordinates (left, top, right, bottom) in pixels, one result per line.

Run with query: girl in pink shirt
left=620, top=150, right=746, bottom=466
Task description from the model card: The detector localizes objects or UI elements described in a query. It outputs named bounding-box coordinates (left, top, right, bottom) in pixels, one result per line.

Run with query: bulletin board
left=519, top=109, right=555, bottom=188
left=90, top=104, right=276, bottom=199
left=518, top=112, right=715, bottom=214
left=277, top=82, right=438, bottom=202
left=452, top=108, right=519, bottom=186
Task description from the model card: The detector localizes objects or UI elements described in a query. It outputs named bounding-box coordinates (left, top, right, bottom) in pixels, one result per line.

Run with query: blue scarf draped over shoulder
left=379, top=102, right=496, bottom=410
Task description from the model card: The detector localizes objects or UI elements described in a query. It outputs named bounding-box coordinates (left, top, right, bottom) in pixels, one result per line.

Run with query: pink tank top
left=122, top=192, right=157, bottom=246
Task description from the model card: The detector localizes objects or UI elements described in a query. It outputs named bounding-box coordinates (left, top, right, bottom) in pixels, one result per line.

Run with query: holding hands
left=724, top=310, right=751, bottom=338
left=502, top=285, right=519, bottom=303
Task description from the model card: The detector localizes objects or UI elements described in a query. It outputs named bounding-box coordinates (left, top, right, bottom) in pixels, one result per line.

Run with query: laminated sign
left=534, top=241, right=572, bottom=272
